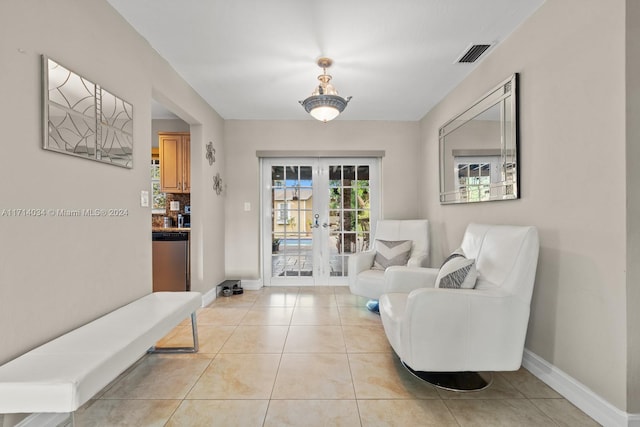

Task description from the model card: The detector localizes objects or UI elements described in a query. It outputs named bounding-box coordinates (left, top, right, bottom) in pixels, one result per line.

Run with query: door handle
left=322, top=223, right=329, bottom=228
left=311, top=213, right=320, bottom=228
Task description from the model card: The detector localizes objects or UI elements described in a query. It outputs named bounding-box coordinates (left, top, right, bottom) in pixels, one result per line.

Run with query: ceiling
left=107, top=0, right=544, bottom=121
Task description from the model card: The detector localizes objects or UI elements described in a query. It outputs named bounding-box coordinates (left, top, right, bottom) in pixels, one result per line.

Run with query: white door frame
left=260, top=157, right=380, bottom=287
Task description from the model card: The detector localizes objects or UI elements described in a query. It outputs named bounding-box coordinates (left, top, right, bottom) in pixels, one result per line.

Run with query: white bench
left=0, top=291, right=201, bottom=418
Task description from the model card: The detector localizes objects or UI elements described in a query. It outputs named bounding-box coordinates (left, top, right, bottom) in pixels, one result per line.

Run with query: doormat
left=279, top=271, right=313, bottom=276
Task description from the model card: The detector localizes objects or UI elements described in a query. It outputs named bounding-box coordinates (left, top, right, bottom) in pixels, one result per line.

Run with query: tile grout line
left=165, top=291, right=260, bottom=425
left=262, top=286, right=295, bottom=426
left=344, top=322, right=365, bottom=427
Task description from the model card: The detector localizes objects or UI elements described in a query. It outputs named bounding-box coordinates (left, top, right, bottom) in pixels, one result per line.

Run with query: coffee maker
left=183, top=205, right=191, bottom=227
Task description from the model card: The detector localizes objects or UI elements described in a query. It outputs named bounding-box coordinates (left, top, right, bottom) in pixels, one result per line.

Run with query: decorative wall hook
left=206, top=141, right=216, bottom=165
left=213, top=172, right=223, bottom=195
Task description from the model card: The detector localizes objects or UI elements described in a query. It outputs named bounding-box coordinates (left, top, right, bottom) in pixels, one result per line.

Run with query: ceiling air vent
left=456, top=43, right=492, bottom=63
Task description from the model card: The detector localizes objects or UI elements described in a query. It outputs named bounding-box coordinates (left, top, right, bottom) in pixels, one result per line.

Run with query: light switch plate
left=244, top=202, right=251, bottom=211
left=140, top=190, right=149, bottom=207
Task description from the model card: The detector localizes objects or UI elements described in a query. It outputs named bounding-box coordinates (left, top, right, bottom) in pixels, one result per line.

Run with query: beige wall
left=420, top=0, right=629, bottom=410
left=626, top=0, right=640, bottom=414
left=224, top=120, right=420, bottom=279
left=0, top=0, right=225, bottom=364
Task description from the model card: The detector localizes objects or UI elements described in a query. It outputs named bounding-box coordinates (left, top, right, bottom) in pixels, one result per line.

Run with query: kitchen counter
left=152, top=227, right=191, bottom=233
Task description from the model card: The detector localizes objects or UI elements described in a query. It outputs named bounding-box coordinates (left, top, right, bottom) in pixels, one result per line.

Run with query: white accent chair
left=379, top=223, right=539, bottom=389
left=348, top=219, right=429, bottom=311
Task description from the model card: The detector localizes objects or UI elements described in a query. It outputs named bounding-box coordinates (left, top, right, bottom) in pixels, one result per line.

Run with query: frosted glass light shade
left=310, top=105, right=340, bottom=122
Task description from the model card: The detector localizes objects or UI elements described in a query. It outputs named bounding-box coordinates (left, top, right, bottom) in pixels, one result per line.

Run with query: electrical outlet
left=140, top=190, right=149, bottom=207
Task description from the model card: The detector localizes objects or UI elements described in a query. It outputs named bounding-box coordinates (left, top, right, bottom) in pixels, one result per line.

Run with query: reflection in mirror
left=42, top=56, right=133, bottom=168
left=439, top=74, right=518, bottom=204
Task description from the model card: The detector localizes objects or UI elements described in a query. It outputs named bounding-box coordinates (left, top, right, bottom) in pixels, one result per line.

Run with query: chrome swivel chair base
left=365, top=299, right=380, bottom=314
left=402, top=361, right=493, bottom=392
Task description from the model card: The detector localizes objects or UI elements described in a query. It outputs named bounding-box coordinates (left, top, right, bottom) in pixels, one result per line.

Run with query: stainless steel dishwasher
left=152, top=232, right=189, bottom=292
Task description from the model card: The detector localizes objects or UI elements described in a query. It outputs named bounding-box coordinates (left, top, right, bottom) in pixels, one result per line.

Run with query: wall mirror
left=42, top=56, right=133, bottom=168
left=439, top=73, right=518, bottom=204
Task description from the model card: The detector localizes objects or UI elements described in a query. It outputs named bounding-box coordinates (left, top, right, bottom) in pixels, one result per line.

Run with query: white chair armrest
left=400, top=287, right=529, bottom=371
left=348, top=250, right=376, bottom=287
left=384, top=266, right=439, bottom=294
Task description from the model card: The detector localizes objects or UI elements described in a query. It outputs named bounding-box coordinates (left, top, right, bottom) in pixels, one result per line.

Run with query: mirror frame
left=42, top=55, right=134, bottom=168
left=439, top=73, right=519, bottom=204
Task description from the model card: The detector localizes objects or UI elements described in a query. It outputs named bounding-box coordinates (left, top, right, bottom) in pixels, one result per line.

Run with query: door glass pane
left=327, top=164, right=371, bottom=277
left=271, top=164, right=313, bottom=277
left=343, top=165, right=356, bottom=184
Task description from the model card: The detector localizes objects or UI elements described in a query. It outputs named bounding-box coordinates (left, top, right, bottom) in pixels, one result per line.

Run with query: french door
left=261, top=158, right=380, bottom=286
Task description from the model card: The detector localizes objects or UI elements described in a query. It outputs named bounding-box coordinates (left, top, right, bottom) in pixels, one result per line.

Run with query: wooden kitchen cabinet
left=159, top=132, right=190, bottom=193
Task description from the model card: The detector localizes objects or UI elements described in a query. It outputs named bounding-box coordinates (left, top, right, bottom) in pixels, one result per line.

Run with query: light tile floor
left=3, top=286, right=601, bottom=426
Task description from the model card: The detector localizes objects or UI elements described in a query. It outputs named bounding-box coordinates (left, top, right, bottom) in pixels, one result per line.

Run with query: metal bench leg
left=148, top=312, right=199, bottom=354
left=9, top=412, right=73, bottom=427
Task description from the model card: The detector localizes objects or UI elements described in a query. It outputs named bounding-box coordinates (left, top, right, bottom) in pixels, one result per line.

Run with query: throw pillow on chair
left=372, top=239, right=412, bottom=270
left=435, top=253, right=477, bottom=289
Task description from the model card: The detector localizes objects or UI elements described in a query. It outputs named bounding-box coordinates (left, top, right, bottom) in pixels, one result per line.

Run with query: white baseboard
left=523, top=349, right=639, bottom=427
left=201, top=287, right=217, bottom=307
left=239, top=279, right=263, bottom=290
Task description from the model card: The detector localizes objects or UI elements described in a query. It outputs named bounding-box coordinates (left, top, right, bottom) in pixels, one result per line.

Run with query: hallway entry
left=261, top=158, right=380, bottom=286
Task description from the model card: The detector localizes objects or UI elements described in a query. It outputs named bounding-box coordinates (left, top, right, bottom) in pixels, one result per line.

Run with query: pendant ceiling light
left=299, top=57, right=352, bottom=123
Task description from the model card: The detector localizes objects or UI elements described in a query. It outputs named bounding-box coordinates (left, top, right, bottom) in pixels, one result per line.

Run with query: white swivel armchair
left=348, top=219, right=429, bottom=312
left=379, top=223, right=539, bottom=390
